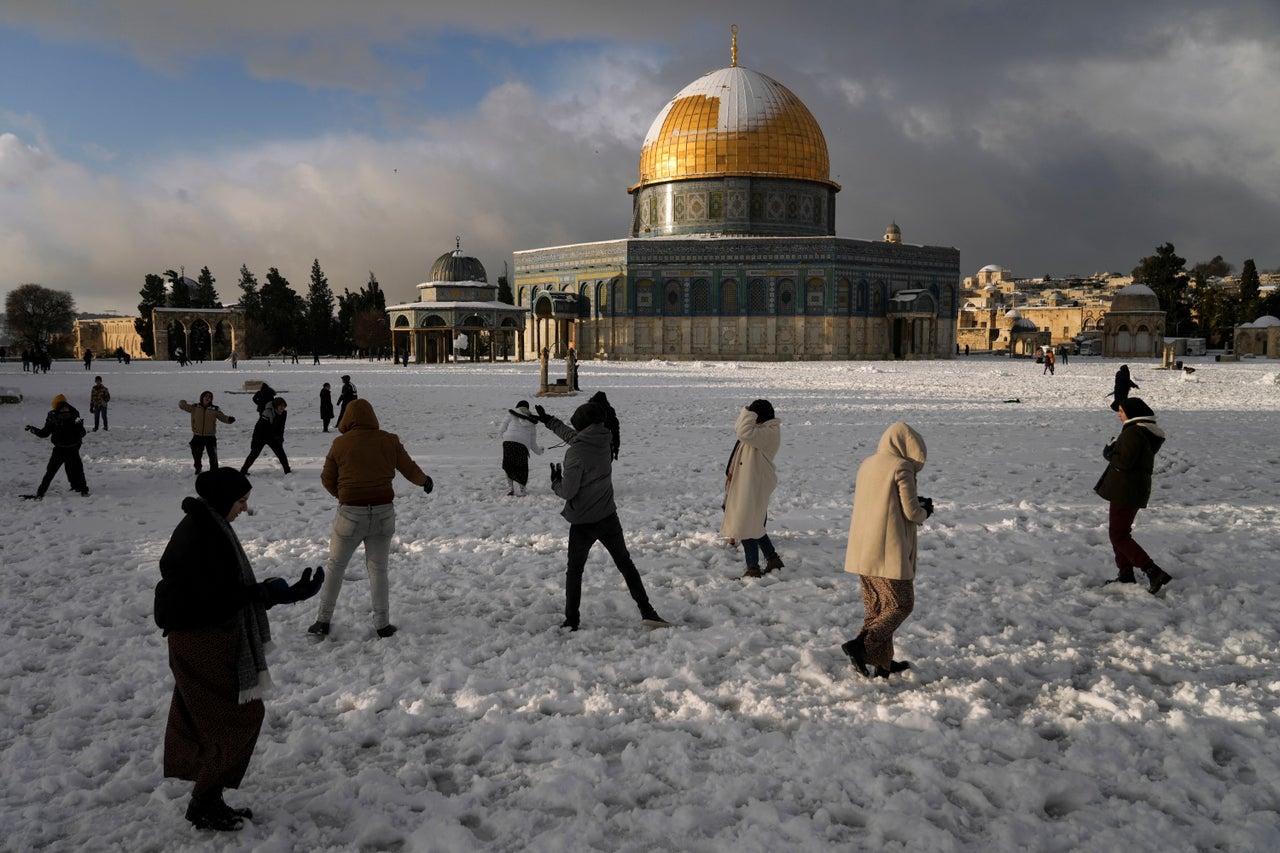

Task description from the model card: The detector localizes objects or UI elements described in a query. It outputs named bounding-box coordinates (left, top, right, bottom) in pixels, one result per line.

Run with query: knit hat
left=51, top=394, right=68, bottom=409
left=195, top=468, right=252, bottom=517
left=746, top=399, right=775, bottom=423
left=1118, top=397, right=1154, bottom=419
left=570, top=402, right=606, bottom=431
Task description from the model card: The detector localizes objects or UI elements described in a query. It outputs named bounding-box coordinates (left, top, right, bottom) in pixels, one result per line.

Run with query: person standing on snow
left=1094, top=397, right=1173, bottom=593
left=25, top=394, right=90, bottom=498
left=1108, top=364, right=1139, bottom=411
left=179, top=391, right=236, bottom=475
left=240, top=397, right=291, bottom=475
left=89, top=375, right=111, bottom=431
left=308, top=399, right=433, bottom=639
left=841, top=422, right=933, bottom=680
left=319, top=382, right=334, bottom=432
left=720, top=400, right=784, bottom=579
left=587, top=390, right=621, bottom=460
left=498, top=400, right=543, bottom=496
left=336, top=375, right=357, bottom=427
left=154, top=468, right=323, bottom=832
left=535, top=401, right=667, bottom=631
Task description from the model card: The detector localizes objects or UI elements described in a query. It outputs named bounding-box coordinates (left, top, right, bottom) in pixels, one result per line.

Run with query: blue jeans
left=741, top=534, right=777, bottom=568
left=316, top=503, right=396, bottom=628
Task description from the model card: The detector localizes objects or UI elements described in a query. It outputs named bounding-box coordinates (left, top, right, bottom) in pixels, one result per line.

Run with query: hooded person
left=720, top=399, right=784, bottom=578
left=25, top=394, right=89, bottom=498
left=498, top=400, right=543, bottom=496
left=1109, top=365, right=1139, bottom=411
left=309, top=398, right=433, bottom=639
left=154, top=467, right=323, bottom=831
left=534, top=401, right=667, bottom=631
left=1094, top=397, right=1173, bottom=593
left=587, top=391, right=621, bottom=460
left=336, top=375, right=358, bottom=427
left=841, top=422, right=932, bottom=680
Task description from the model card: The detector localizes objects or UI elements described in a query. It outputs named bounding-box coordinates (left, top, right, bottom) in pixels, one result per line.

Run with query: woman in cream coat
left=720, top=400, right=784, bottom=578
left=842, top=422, right=931, bottom=679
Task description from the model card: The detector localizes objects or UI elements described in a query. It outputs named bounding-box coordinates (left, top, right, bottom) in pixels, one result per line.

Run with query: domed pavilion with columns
left=512, top=29, right=960, bottom=361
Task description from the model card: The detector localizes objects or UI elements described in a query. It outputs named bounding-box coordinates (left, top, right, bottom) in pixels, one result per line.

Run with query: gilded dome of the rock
left=634, top=65, right=835, bottom=191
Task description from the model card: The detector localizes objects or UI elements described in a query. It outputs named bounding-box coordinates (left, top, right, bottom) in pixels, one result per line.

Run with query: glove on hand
left=550, top=462, right=562, bottom=486
left=259, top=567, right=325, bottom=607
left=919, top=496, right=934, bottom=518
left=25, top=425, right=36, bottom=433
left=423, top=476, right=434, bottom=494
left=535, top=404, right=551, bottom=424
left=228, top=416, right=237, bottom=424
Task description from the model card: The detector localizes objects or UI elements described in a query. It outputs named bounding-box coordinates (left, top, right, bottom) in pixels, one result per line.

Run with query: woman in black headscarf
left=1109, top=364, right=1139, bottom=411
left=154, top=468, right=323, bottom=831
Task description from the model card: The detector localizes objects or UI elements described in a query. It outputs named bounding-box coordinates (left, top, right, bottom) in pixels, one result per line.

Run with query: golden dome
left=634, top=64, right=836, bottom=192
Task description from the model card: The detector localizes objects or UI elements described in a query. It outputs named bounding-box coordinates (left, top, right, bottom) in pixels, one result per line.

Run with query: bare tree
left=5, top=283, right=77, bottom=348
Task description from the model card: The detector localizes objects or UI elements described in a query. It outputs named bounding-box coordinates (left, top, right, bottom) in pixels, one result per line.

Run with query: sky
left=3, top=0, right=1280, bottom=315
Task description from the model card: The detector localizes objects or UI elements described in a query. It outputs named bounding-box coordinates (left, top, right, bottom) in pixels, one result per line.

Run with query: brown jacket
left=179, top=399, right=234, bottom=436
left=321, top=399, right=428, bottom=504
left=844, top=422, right=929, bottom=581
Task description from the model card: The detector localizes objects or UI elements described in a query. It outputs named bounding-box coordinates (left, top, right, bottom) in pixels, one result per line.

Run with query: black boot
left=1104, top=568, right=1136, bottom=585
left=840, top=633, right=870, bottom=678
left=764, top=554, right=784, bottom=573
left=1142, top=565, right=1173, bottom=594
left=185, top=791, right=244, bottom=832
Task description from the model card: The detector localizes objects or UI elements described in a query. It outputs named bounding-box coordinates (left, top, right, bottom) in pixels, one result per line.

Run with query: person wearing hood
left=499, top=400, right=543, bottom=496
left=336, top=375, right=357, bottom=427
left=1094, top=397, right=1173, bottom=593
left=841, top=422, right=932, bottom=680
left=720, top=400, right=784, bottom=578
left=309, top=398, right=433, bottom=639
left=153, top=468, right=323, bottom=831
left=587, top=391, right=621, bottom=460
left=179, top=391, right=236, bottom=475
left=240, top=397, right=291, bottom=475
left=25, top=393, right=89, bottom=498
left=319, top=382, right=335, bottom=432
left=535, top=402, right=667, bottom=631
left=1109, top=365, right=1139, bottom=411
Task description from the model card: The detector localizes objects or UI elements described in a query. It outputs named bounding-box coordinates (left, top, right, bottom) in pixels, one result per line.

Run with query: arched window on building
left=805, top=277, right=825, bottom=315
left=692, top=278, right=711, bottom=315
left=612, top=278, right=626, bottom=316
left=663, top=279, right=682, bottom=315
left=777, top=279, right=795, bottom=315
left=857, top=280, right=869, bottom=313
left=748, top=279, right=767, bottom=314
left=635, top=279, right=654, bottom=314
left=836, top=279, right=850, bottom=315
left=721, top=279, right=739, bottom=315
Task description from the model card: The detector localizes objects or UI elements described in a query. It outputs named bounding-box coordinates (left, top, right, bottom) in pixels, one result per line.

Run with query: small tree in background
left=306, top=258, right=337, bottom=356
left=1132, top=243, right=1190, bottom=336
left=135, top=273, right=168, bottom=356
left=5, top=283, right=76, bottom=350
left=193, top=266, right=221, bottom=308
left=1238, top=259, right=1261, bottom=322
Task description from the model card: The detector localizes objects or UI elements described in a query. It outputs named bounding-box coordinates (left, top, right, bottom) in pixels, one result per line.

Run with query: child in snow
left=89, top=376, right=110, bottom=431
left=499, top=400, right=543, bottom=496
left=1109, top=365, right=1139, bottom=411
left=241, top=397, right=291, bottom=475
left=721, top=400, right=784, bottom=578
left=25, top=394, right=89, bottom=498
left=179, top=391, right=236, bottom=475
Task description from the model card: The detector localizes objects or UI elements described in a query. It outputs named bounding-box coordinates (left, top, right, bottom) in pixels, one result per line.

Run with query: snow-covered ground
left=2, top=354, right=1278, bottom=852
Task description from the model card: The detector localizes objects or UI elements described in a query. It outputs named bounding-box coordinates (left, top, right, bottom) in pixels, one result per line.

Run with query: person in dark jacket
left=89, top=376, right=111, bottom=431
left=240, top=398, right=291, bottom=475
left=535, top=402, right=667, bottom=631
left=336, top=375, right=357, bottom=427
left=154, top=468, right=323, bottom=831
left=1109, top=365, right=1139, bottom=411
left=25, top=394, right=89, bottom=498
left=319, top=382, right=335, bottom=432
left=250, top=382, right=276, bottom=415
left=1094, top=397, right=1173, bottom=593
left=587, top=391, right=621, bottom=460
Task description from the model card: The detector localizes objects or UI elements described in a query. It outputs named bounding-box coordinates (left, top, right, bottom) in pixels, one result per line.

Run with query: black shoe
left=641, top=612, right=670, bottom=629
left=560, top=620, right=579, bottom=632
left=185, top=797, right=244, bottom=832
left=840, top=634, right=871, bottom=678
left=764, top=554, right=784, bottom=573
left=307, top=620, right=330, bottom=636
left=1104, top=568, right=1137, bottom=585
left=1142, top=566, right=1173, bottom=595
left=742, top=566, right=763, bottom=579
left=76, top=489, right=90, bottom=497
left=873, top=660, right=911, bottom=678
left=376, top=624, right=397, bottom=638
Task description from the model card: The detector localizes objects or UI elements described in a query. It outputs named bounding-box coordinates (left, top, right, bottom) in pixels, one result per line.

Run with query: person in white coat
left=499, top=400, right=543, bottom=496
left=720, top=400, right=784, bottom=578
left=841, top=422, right=933, bottom=679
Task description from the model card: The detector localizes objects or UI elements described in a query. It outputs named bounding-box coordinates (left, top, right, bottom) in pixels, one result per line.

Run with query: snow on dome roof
left=1251, top=315, right=1280, bottom=327
left=1004, top=308, right=1022, bottom=319
left=1011, top=317, right=1039, bottom=332
left=1109, top=283, right=1161, bottom=313
left=979, top=264, right=1005, bottom=272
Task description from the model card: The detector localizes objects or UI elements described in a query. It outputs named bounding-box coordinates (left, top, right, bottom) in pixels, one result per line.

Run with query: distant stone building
left=74, top=316, right=147, bottom=360
left=513, top=31, right=959, bottom=361
left=386, top=245, right=527, bottom=363
left=1234, top=315, right=1280, bottom=358
left=1101, top=284, right=1164, bottom=358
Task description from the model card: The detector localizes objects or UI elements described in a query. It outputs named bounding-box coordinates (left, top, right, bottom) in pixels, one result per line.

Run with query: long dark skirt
left=165, top=626, right=264, bottom=794
left=502, top=441, right=530, bottom=486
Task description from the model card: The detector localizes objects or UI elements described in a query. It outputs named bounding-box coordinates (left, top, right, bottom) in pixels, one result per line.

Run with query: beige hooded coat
left=844, top=422, right=929, bottom=580
left=719, top=407, right=781, bottom=540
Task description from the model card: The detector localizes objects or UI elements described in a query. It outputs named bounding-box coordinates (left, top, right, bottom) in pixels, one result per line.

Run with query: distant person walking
left=240, top=398, right=291, bottom=475
left=534, top=401, right=668, bottom=631
left=82, top=349, right=93, bottom=370
left=154, top=468, right=322, bottom=831
left=499, top=400, right=543, bottom=496
left=841, top=422, right=933, bottom=680
left=1042, top=348, right=1055, bottom=375
left=89, top=376, right=110, bottom=431
left=179, top=391, right=236, bottom=475
left=1094, top=397, right=1173, bottom=593
left=319, top=382, right=335, bottom=432
left=309, top=399, right=433, bottom=639
left=1109, top=364, right=1139, bottom=411
left=337, top=375, right=357, bottom=427
left=721, top=400, right=784, bottom=579
left=25, top=394, right=89, bottom=498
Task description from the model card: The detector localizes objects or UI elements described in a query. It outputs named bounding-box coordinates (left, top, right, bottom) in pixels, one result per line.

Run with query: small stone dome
left=1004, top=308, right=1023, bottom=320
left=1109, top=283, right=1160, bottom=313
left=884, top=221, right=901, bottom=243
left=980, top=264, right=1005, bottom=273
left=1011, top=317, right=1039, bottom=333
left=429, top=248, right=487, bottom=284
left=1251, top=314, right=1280, bottom=327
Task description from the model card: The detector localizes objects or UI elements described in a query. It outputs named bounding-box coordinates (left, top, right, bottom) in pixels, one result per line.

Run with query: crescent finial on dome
left=731, top=24, right=738, bottom=67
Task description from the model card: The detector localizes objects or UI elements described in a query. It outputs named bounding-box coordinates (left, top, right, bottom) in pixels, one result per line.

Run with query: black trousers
left=38, top=446, right=87, bottom=496
left=189, top=435, right=218, bottom=470
left=242, top=437, right=290, bottom=473
left=565, top=512, right=652, bottom=626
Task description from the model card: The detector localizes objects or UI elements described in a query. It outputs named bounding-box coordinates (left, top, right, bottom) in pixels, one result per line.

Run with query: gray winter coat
left=547, top=418, right=617, bottom=524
